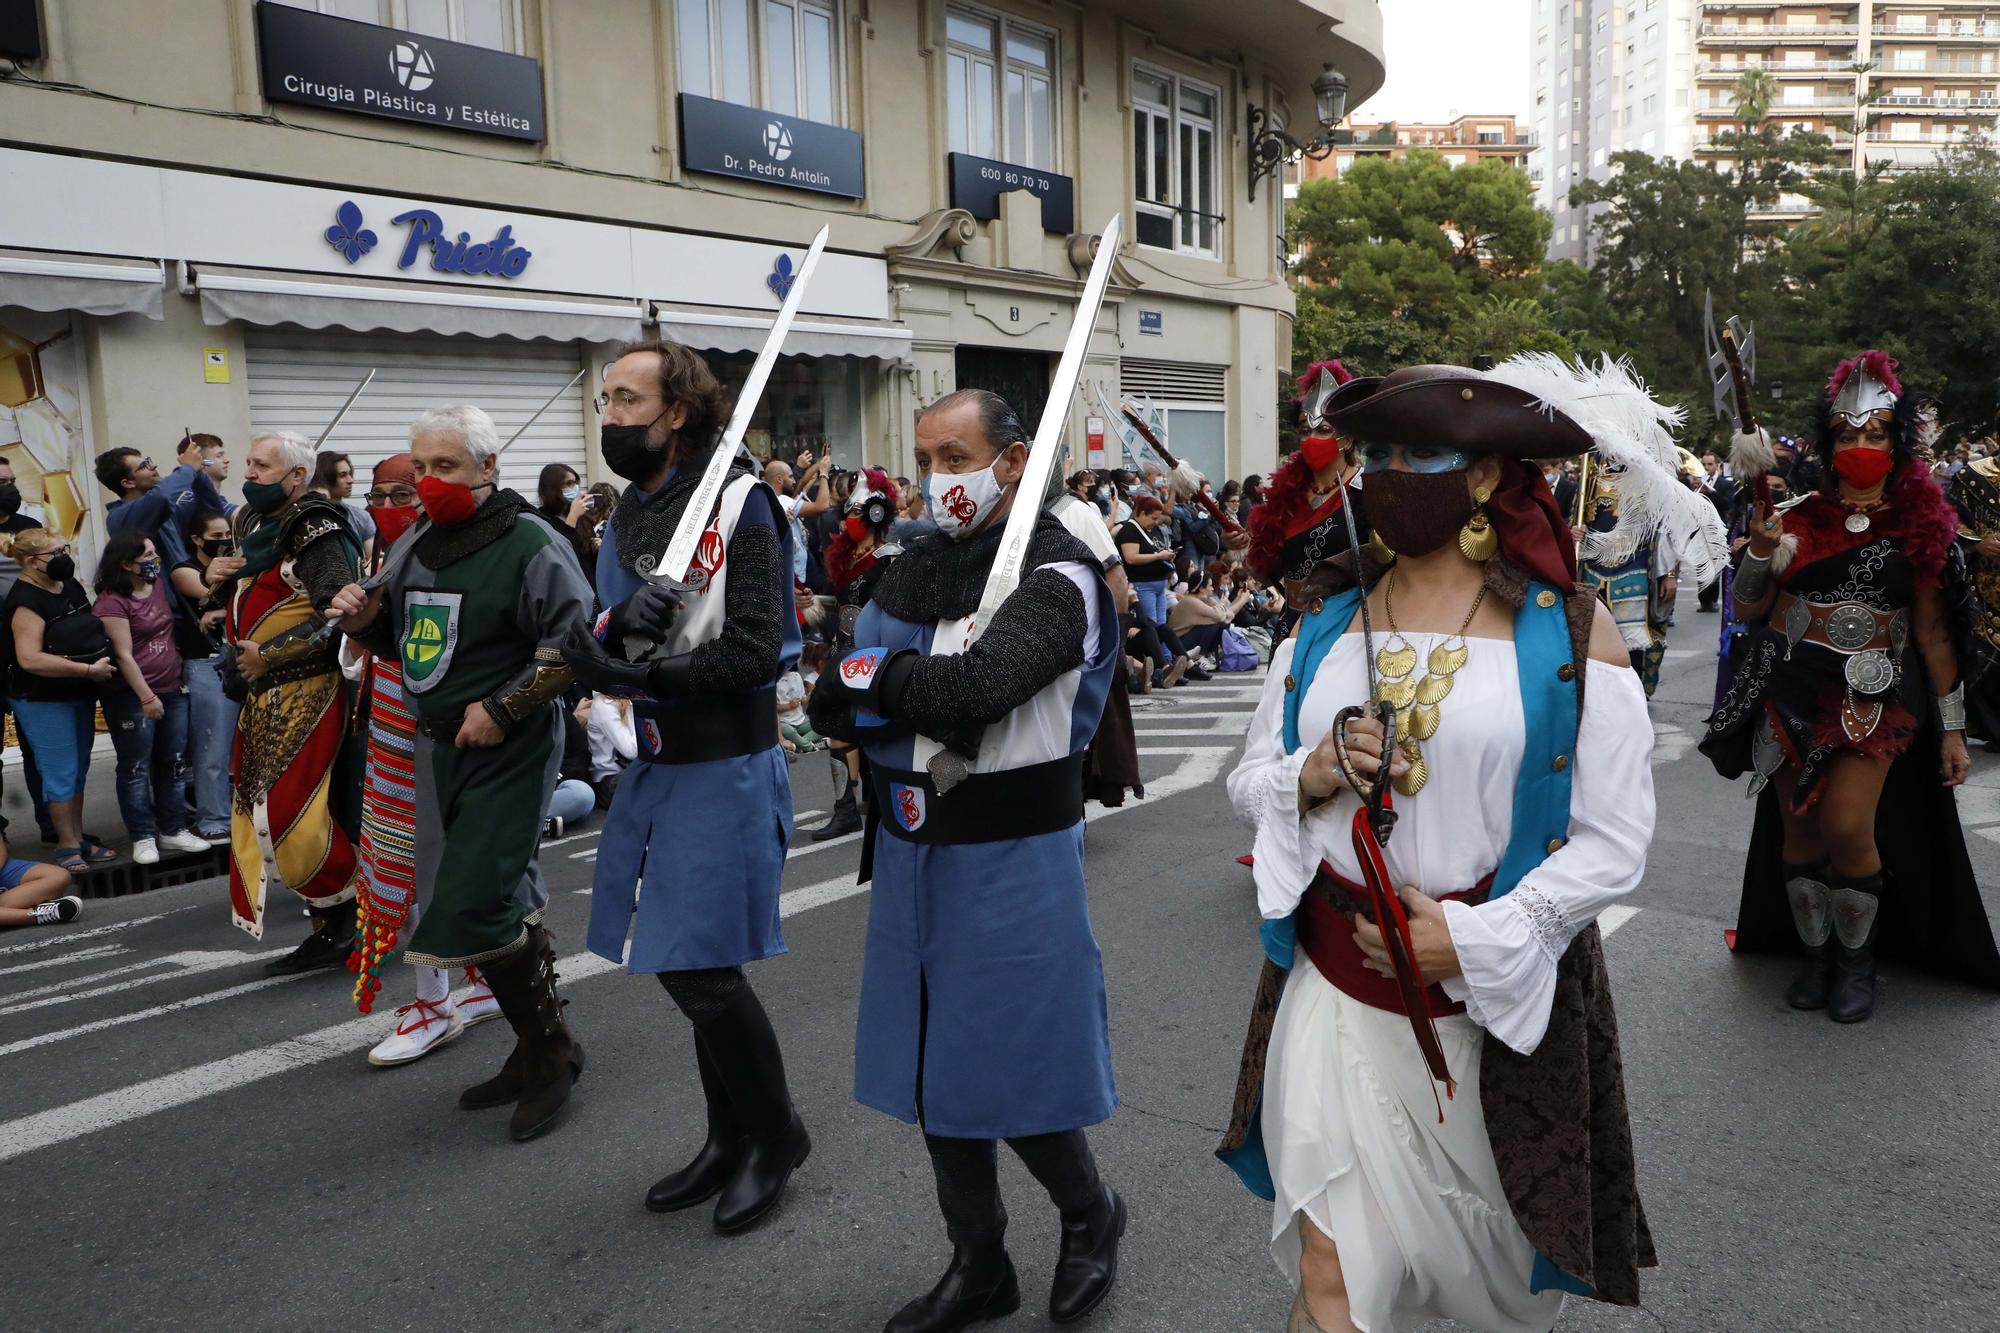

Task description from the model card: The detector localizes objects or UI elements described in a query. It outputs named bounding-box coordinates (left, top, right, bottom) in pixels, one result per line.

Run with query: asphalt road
left=2, top=595, right=1998, bottom=1333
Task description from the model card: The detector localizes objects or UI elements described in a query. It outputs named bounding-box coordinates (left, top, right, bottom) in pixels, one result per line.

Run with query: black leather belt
left=637, top=686, right=779, bottom=765
left=419, top=715, right=470, bottom=742
left=868, top=751, right=1086, bottom=845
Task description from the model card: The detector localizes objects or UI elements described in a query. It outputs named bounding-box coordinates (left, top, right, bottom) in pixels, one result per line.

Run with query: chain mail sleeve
left=881, top=564, right=1091, bottom=734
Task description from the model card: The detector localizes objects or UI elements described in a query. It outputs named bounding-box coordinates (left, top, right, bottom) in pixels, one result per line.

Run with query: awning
left=190, top=265, right=645, bottom=344
left=0, top=249, right=165, bottom=319
left=653, top=305, right=914, bottom=364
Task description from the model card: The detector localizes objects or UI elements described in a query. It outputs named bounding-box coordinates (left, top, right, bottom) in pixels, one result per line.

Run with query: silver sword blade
left=970, top=213, right=1124, bottom=634
left=313, top=369, right=377, bottom=450
left=499, top=368, right=586, bottom=456
left=645, top=225, right=832, bottom=586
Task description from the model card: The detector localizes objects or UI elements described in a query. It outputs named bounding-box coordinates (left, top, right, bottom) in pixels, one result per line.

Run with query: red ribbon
left=1348, top=793, right=1457, bottom=1122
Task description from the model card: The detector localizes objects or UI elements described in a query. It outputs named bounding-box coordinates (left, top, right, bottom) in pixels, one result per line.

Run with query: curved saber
left=314, top=369, right=376, bottom=449
left=971, top=213, right=1123, bottom=634
left=647, top=225, right=832, bottom=585
left=501, top=369, right=587, bottom=455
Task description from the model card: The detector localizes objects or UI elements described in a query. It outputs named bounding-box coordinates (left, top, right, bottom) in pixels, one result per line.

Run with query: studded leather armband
left=482, top=647, right=575, bottom=732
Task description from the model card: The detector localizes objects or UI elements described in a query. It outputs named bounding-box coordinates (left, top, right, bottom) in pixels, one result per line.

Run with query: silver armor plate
left=1781, top=597, right=1812, bottom=654
left=1845, top=649, right=1895, bottom=695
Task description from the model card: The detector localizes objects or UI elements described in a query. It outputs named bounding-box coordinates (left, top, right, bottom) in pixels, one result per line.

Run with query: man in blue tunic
left=810, top=389, right=1126, bottom=1331
left=562, top=339, right=809, bottom=1235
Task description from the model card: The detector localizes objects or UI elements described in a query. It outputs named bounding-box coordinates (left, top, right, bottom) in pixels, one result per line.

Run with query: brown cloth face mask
left=1365, top=468, right=1477, bottom=557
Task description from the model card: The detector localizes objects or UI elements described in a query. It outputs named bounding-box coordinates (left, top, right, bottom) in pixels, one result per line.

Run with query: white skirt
left=1261, top=954, right=1564, bottom=1333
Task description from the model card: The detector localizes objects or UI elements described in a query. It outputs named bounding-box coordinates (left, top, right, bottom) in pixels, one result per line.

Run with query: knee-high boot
left=1828, top=871, right=1884, bottom=1023
left=885, top=1135, right=1020, bottom=1333
left=1783, top=863, right=1835, bottom=1010
left=701, top=984, right=810, bottom=1232
left=646, top=1033, right=740, bottom=1212
left=472, top=923, right=584, bottom=1140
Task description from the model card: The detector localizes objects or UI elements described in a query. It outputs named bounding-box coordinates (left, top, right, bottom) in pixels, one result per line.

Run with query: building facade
left=1528, top=0, right=1699, bottom=264
left=1694, top=0, right=2000, bottom=201
left=1293, top=114, right=1534, bottom=184
left=0, top=0, right=1384, bottom=563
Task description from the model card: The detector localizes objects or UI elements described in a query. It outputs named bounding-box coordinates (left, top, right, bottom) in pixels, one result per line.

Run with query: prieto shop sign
left=254, top=1, right=545, bottom=142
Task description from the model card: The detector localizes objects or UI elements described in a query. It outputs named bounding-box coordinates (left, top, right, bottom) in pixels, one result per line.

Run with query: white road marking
left=0, top=910, right=191, bottom=957
left=1651, top=722, right=1696, bottom=766
left=1600, top=905, right=1640, bottom=936
left=0, top=746, right=1234, bottom=1162
left=1132, top=709, right=1255, bottom=720
left=1953, top=786, right=2000, bottom=827
left=0, top=950, right=287, bottom=1016
left=0, top=973, right=309, bottom=1058
left=0, top=944, right=126, bottom=979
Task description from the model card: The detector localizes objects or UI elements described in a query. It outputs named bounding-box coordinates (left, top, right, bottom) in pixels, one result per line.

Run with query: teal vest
left=1219, top=581, right=1592, bottom=1298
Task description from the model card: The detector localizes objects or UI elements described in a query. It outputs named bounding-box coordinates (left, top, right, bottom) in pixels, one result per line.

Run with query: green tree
left=1732, top=68, right=1777, bottom=126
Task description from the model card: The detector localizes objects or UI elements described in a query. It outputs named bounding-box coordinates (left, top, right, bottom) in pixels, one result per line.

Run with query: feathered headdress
left=1826, top=350, right=1902, bottom=426
left=846, top=466, right=900, bottom=530
left=1297, top=359, right=1354, bottom=431
left=1484, top=353, right=1732, bottom=587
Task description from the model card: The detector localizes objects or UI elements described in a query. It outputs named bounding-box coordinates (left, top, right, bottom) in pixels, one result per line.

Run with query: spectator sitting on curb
left=0, top=827, right=78, bottom=928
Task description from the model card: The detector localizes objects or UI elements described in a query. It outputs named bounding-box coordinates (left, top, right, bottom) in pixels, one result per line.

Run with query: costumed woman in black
left=1246, top=361, right=1370, bottom=614
left=1703, top=351, right=2000, bottom=1022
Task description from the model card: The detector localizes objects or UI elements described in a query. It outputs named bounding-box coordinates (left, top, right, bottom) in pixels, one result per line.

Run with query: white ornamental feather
left=1485, top=353, right=1732, bottom=588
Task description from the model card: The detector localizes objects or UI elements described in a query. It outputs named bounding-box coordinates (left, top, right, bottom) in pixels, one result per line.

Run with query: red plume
left=1825, top=350, right=1902, bottom=403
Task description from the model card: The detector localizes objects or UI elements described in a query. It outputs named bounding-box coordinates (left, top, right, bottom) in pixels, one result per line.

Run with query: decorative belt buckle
left=1845, top=648, right=1895, bottom=696
left=1824, top=602, right=1877, bottom=652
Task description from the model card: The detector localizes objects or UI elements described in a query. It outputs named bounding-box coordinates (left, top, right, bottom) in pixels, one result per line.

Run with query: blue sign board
left=1138, top=310, right=1164, bottom=336
left=947, top=153, right=1076, bottom=233
left=679, top=94, right=866, bottom=199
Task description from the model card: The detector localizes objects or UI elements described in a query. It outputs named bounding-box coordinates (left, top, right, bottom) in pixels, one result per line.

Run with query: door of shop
left=954, top=347, right=1051, bottom=435
left=243, top=330, right=589, bottom=493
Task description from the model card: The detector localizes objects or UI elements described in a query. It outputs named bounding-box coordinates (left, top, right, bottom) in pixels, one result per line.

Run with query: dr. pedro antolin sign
left=678, top=95, right=864, bottom=200
left=254, top=1, right=545, bottom=142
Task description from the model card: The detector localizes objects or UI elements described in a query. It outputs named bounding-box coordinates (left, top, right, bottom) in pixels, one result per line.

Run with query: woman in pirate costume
left=1219, top=357, right=1694, bottom=1333
left=1703, top=351, right=2000, bottom=1023
left=1246, top=361, right=1369, bottom=610
left=815, top=468, right=903, bottom=840
left=809, top=389, right=1125, bottom=1332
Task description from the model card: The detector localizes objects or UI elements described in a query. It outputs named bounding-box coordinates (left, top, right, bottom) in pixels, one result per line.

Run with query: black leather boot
left=264, top=898, right=358, bottom=976
left=1782, top=866, right=1835, bottom=1011
left=814, top=790, right=862, bottom=841
left=1828, top=873, right=1884, bottom=1024
left=883, top=1243, right=1020, bottom=1333
left=1048, top=1186, right=1126, bottom=1323
left=478, top=925, right=584, bottom=1139
left=703, top=986, right=809, bottom=1232
left=646, top=1035, right=741, bottom=1212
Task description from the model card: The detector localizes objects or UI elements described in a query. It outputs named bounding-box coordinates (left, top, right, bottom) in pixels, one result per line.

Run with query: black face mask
left=0, top=483, right=19, bottom=516
left=200, top=537, right=235, bottom=558
left=601, top=409, right=671, bottom=483
left=42, top=553, right=75, bottom=583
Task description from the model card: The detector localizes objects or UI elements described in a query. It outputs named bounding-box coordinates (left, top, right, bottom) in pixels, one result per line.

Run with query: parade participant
left=1047, top=462, right=1142, bottom=807
left=1246, top=361, right=1369, bottom=610
left=1219, top=358, right=1669, bottom=1333
left=330, top=407, right=593, bottom=1136
left=807, top=388, right=1125, bottom=1332
left=560, top=339, right=808, bottom=1231
left=1703, top=351, right=2000, bottom=1023
left=1576, top=460, right=1668, bottom=696
left=339, top=454, right=499, bottom=1065
left=224, top=432, right=362, bottom=973
left=816, top=468, right=903, bottom=840
left=1945, top=448, right=2000, bottom=743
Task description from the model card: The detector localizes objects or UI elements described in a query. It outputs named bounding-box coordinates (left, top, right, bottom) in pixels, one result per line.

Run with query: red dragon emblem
left=897, top=788, right=922, bottom=829
left=941, top=484, right=977, bottom=524
left=841, top=655, right=873, bottom=681
left=684, top=527, right=727, bottom=596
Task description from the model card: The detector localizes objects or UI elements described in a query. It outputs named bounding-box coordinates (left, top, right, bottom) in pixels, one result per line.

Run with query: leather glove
left=603, top=584, right=681, bottom=648
left=562, top=621, right=669, bottom=699
left=815, top=646, right=919, bottom=731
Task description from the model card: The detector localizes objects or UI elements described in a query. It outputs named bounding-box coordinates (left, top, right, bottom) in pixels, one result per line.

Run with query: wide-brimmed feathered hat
left=1323, top=363, right=1595, bottom=458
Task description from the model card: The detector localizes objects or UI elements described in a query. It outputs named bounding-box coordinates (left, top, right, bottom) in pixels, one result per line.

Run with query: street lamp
left=1247, top=63, right=1350, bottom=201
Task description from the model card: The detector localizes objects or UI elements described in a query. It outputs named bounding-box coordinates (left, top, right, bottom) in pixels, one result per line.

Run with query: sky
left=1358, top=0, right=1531, bottom=124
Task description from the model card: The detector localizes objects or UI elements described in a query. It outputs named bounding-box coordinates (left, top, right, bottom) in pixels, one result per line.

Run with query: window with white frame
left=271, top=0, right=524, bottom=50
left=677, top=0, right=841, bottom=124
left=944, top=7, right=1057, bottom=169
left=1131, top=65, right=1220, bottom=258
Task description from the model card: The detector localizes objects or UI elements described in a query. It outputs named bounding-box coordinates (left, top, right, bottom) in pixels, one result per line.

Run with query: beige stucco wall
left=1, top=0, right=1385, bottom=494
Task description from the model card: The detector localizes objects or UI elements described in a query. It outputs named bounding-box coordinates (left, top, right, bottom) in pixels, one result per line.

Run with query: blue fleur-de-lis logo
left=325, top=201, right=377, bottom=264
left=767, top=252, right=795, bottom=302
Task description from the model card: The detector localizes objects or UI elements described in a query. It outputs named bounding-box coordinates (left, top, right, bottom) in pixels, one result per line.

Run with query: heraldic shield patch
left=400, top=590, right=463, bottom=694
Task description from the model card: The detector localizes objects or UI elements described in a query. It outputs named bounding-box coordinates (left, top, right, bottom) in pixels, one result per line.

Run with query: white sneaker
left=457, top=966, right=502, bottom=1026
left=366, top=996, right=464, bottom=1066
left=158, top=830, right=210, bottom=855
left=131, top=837, right=159, bottom=865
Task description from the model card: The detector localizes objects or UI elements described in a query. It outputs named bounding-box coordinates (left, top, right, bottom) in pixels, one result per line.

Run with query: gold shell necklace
left=1373, top=572, right=1488, bottom=797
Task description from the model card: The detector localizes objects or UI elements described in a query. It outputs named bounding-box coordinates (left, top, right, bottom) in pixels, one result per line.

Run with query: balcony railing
left=1876, top=59, right=2000, bottom=76
left=1871, top=21, right=2000, bottom=41
left=1697, top=60, right=1860, bottom=76
left=1870, top=94, right=2000, bottom=111
left=1698, top=97, right=1856, bottom=112
left=1700, top=22, right=1859, bottom=37
left=1865, top=130, right=1989, bottom=144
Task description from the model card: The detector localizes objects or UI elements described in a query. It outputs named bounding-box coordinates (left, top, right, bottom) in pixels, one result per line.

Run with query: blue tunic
left=851, top=568, right=1121, bottom=1139
left=586, top=473, right=801, bottom=974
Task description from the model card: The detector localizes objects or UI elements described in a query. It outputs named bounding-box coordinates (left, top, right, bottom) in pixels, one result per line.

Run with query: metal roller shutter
left=243, top=330, right=589, bottom=494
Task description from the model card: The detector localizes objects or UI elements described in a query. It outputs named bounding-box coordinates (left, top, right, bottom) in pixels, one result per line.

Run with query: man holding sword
left=329, top=404, right=594, bottom=1142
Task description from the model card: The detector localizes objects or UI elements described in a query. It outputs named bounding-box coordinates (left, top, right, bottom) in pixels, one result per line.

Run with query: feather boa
left=1485, top=353, right=1732, bottom=588
left=1246, top=454, right=1324, bottom=580
left=1785, top=456, right=1959, bottom=582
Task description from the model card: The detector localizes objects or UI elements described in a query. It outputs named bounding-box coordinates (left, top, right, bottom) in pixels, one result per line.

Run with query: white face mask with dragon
left=925, top=464, right=1006, bottom=540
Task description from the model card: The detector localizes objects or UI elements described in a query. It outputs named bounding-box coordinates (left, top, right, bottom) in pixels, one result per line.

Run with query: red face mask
left=1832, top=448, right=1895, bottom=489
left=371, top=504, right=420, bottom=545
left=1301, top=433, right=1344, bottom=473
left=843, top=514, right=869, bottom=542
left=416, top=474, right=483, bottom=526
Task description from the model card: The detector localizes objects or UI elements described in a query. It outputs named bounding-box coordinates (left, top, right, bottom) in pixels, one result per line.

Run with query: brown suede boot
left=473, top=925, right=584, bottom=1140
